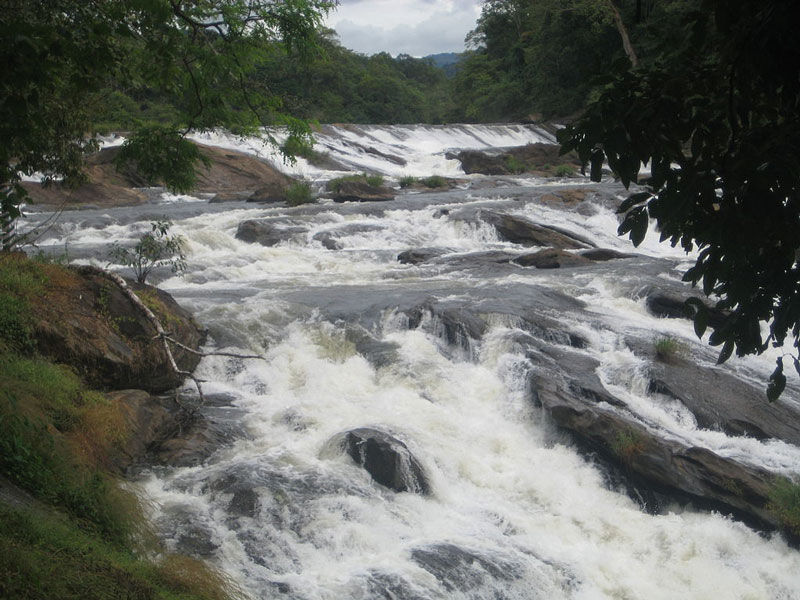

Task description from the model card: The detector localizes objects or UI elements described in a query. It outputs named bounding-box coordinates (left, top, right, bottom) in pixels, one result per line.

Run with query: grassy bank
left=0, top=254, right=241, bottom=599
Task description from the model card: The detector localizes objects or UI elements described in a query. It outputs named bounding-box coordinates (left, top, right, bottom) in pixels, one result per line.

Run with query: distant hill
left=424, top=52, right=464, bottom=77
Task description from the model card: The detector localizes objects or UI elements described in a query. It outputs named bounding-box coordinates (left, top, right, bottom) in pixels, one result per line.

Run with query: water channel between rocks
left=26, top=125, right=800, bottom=599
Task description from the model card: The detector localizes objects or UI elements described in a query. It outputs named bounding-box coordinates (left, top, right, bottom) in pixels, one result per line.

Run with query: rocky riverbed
left=20, top=124, right=800, bottom=599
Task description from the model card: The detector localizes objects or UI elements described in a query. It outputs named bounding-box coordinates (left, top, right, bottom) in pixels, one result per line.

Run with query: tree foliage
left=559, top=0, right=800, bottom=398
left=252, top=30, right=452, bottom=124
left=1, top=0, right=335, bottom=247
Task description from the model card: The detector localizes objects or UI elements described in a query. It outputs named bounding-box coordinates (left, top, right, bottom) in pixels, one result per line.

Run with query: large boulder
left=330, top=181, right=395, bottom=203
left=24, top=142, right=292, bottom=208
left=397, top=247, right=448, bottom=265
left=528, top=343, right=784, bottom=530
left=513, top=248, right=594, bottom=269
left=448, top=150, right=510, bottom=175
left=312, top=223, right=387, bottom=250
left=451, top=209, right=594, bottom=250
left=29, top=261, right=205, bottom=393
left=328, top=428, right=430, bottom=494
left=236, top=220, right=308, bottom=246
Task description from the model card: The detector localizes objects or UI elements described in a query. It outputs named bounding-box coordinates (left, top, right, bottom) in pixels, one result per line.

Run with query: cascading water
left=25, top=124, right=800, bottom=599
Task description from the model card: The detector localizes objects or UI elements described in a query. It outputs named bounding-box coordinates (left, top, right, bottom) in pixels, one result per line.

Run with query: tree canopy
left=559, top=0, right=800, bottom=398
left=0, top=0, right=335, bottom=248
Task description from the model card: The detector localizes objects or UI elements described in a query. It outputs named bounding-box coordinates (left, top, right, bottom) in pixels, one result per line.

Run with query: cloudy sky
left=325, top=0, right=483, bottom=57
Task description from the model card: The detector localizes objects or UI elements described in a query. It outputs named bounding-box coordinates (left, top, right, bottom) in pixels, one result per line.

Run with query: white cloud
left=325, top=0, right=482, bottom=56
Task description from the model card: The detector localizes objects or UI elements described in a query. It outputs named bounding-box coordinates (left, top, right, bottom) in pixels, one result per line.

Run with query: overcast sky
left=325, top=0, right=483, bottom=57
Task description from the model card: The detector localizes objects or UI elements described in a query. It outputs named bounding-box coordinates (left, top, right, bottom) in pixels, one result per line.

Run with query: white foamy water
left=190, top=123, right=555, bottom=180
left=23, top=124, right=800, bottom=599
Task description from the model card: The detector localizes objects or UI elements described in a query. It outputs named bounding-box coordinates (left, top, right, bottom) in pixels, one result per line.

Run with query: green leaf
left=616, top=191, right=652, bottom=215
left=767, top=357, right=786, bottom=402
left=716, top=339, right=734, bottom=364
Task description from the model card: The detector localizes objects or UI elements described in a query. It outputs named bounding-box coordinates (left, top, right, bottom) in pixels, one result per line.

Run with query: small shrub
left=109, top=219, right=186, bottom=283
left=654, top=336, right=688, bottom=362
left=399, top=175, right=418, bottom=188
left=285, top=182, right=315, bottom=206
left=327, top=173, right=383, bottom=193
left=505, top=155, right=526, bottom=174
left=768, top=477, right=800, bottom=535
left=554, top=164, right=577, bottom=177
left=610, top=429, right=645, bottom=464
left=420, top=175, right=448, bottom=188
left=364, top=173, right=384, bottom=187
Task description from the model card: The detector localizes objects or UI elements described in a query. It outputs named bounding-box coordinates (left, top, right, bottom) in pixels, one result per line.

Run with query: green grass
left=327, top=172, right=384, bottom=193
left=0, top=255, right=240, bottom=599
left=285, top=181, right=315, bottom=206
left=610, top=429, right=645, bottom=464
left=398, top=175, right=418, bottom=188
left=0, top=354, right=133, bottom=542
left=0, top=505, right=242, bottom=600
left=420, top=175, right=448, bottom=188
left=505, top=155, right=526, bottom=174
left=768, top=477, right=800, bottom=535
left=654, top=336, right=688, bottom=362
left=554, top=164, right=577, bottom=177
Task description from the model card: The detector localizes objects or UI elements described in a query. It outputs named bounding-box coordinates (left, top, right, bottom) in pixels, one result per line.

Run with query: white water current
left=26, top=124, right=800, bottom=599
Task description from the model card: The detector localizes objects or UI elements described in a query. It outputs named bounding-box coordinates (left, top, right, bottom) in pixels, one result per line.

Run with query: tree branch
left=78, top=265, right=266, bottom=407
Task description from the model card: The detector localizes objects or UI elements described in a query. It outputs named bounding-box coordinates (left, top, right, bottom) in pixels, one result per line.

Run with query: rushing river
left=26, top=125, right=800, bottom=599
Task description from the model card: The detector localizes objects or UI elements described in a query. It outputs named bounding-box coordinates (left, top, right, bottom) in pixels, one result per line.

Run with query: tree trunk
left=607, top=0, right=639, bottom=67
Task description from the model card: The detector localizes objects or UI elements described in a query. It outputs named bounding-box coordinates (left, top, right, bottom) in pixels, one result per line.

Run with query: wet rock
left=397, top=248, right=447, bottom=264
left=24, top=143, right=291, bottom=208
left=448, top=143, right=581, bottom=177
left=451, top=208, right=593, bottom=250
left=580, top=248, right=634, bottom=261
left=312, top=223, right=387, bottom=250
left=247, top=182, right=290, bottom=203
left=436, top=250, right=516, bottom=269
left=404, top=301, right=488, bottom=353
left=149, top=396, right=247, bottom=467
left=331, top=181, right=395, bottom=203
left=513, top=249, right=594, bottom=269
left=530, top=345, right=781, bottom=530
left=363, top=571, right=428, bottom=600
left=228, top=488, right=260, bottom=518
left=30, top=262, right=204, bottom=393
left=108, top=390, right=174, bottom=472
left=645, top=360, right=800, bottom=445
left=236, top=220, right=308, bottom=246
left=329, top=428, right=430, bottom=494
left=539, top=189, right=593, bottom=205
left=345, top=327, right=400, bottom=368
left=410, top=543, right=520, bottom=593
left=209, top=191, right=249, bottom=203
left=644, top=289, right=728, bottom=329
left=448, top=150, right=510, bottom=175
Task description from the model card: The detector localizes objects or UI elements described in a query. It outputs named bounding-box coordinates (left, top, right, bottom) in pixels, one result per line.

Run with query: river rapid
left=25, top=125, right=800, bottom=599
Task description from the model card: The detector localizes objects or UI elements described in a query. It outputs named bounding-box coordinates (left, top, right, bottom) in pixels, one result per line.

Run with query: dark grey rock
left=529, top=344, right=780, bottom=529
left=313, top=223, right=387, bottom=250
left=331, top=181, right=395, bottom=203
left=397, top=248, right=447, bottom=264
left=410, top=543, right=519, bottom=593
left=236, top=220, right=308, bottom=246
left=580, top=248, right=635, bottom=261
left=329, top=428, right=430, bottom=494
left=513, top=249, right=594, bottom=269
left=451, top=208, right=594, bottom=249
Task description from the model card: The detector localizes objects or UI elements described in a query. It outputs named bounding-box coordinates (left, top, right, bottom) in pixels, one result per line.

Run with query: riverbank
left=0, top=254, right=240, bottom=600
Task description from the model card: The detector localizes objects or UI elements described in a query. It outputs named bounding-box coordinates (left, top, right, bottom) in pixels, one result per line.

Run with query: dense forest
left=92, top=1, right=714, bottom=128
left=96, top=28, right=453, bottom=130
